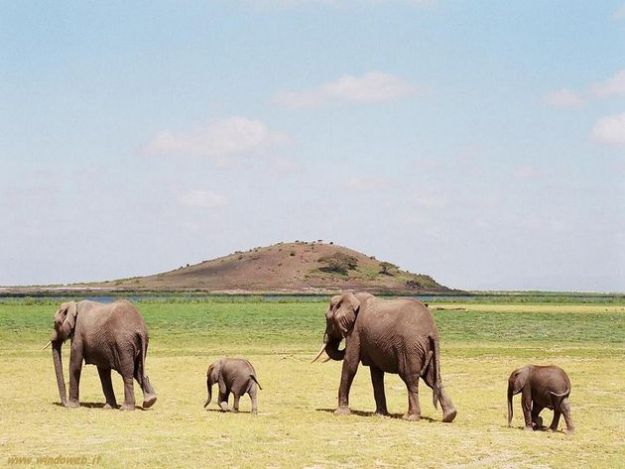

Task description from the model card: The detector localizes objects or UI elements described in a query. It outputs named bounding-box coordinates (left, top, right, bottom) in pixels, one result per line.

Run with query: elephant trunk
left=204, top=376, right=212, bottom=408
left=52, top=340, right=67, bottom=405
left=507, top=383, right=514, bottom=427
left=323, top=334, right=346, bottom=361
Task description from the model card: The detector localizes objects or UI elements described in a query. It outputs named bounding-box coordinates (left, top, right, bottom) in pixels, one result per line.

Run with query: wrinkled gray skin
left=315, top=292, right=456, bottom=422
left=507, top=365, right=574, bottom=434
left=204, top=358, right=261, bottom=414
left=50, top=300, right=156, bottom=411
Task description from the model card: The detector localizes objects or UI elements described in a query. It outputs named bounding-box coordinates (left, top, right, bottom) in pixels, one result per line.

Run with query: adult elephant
left=45, top=300, right=156, bottom=410
left=312, top=292, right=456, bottom=422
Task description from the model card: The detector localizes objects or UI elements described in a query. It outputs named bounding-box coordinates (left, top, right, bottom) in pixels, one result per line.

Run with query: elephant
left=312, top=292, right=457, bottom=422
left=507, top=365, right=574, bottom=434
left=204, top=358, right=262, bottom=414
left=46, top=300, right=157, bottom=411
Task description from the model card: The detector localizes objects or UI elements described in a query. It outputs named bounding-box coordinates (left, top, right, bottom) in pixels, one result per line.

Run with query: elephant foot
left=103, top=402, right=118, bottom=410
left=65, top=400, right=80, bottom=409
left=142, top=394, right=157, bottom=409
left=524, top=425, right=534, bottom=432
left=120, top=403, right=136, bottom=411
left=375, top=409, right=389, bottom=417
left=442, top=408, right=457, bottom=423
left=564, top=427, right=575, bottom=435
left=402, top=413, right=421, bottom=422
left=334, top=406, right=351, bottom=416
left=219, top=402, right=229, bottom=412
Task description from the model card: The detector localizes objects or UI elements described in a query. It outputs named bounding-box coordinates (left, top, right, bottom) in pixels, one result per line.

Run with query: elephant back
left=365, top=297, right=438, bottom=338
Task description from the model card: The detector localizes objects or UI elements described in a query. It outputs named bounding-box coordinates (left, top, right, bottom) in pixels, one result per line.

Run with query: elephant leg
left=336, top=354, right=359, bottom=415
left=249, top=387, right=258, bottom=415
left=134, top=368, right=156, bottom=409
left=560, top=398, right=574, bottom=434
left=531, top=404, right=544, bottom=430
left=438, top=388, right=457, bottom=423
left=218, top=390, right=229, bottom=411
left=400, top=373, right=421, bottom=421
left=142, top=376, right=157, bottom=409
left=549, top=410, right=561, bottom=432
left=369, top=367, right=388, bottom=416
left=120, top=375, right=136, bottom=411
left=67, top=347, right=83, bottom=408
left=118, top=354, right=137, bottom=411
left=97, top=367, right=117, bottom=409
left=521, top=390, right=533, bottom=431
left=232, top=394, right=240, bottom=413
left=422, top=369, right=457, bottom=422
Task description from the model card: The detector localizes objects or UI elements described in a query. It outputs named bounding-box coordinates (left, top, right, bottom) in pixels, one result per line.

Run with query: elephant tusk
left=311, top=344, right=327, bottom=363
left=321, top=356, right=331, bottom=363
left=41, top=341, right=52, bottom=351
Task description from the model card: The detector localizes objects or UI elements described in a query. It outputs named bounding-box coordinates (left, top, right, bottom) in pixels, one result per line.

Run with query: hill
left=85, top=241, right=452, bottom=294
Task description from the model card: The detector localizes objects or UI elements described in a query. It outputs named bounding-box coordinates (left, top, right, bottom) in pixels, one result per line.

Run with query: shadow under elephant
left=315, top=408, right=436, bottom=422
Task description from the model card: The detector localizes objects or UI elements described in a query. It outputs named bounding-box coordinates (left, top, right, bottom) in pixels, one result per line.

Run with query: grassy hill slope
left=95, top=241, right=451, bottom=294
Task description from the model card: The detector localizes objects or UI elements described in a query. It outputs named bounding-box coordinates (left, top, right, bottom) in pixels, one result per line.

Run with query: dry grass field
left=1, top=297, right=624, bottom=468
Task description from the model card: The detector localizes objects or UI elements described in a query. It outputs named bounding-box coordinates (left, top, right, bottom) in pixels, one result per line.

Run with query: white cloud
left=613, top=4, right=625, bottom=20
left=513, top=165, right=541, bottom=180
left=590, top=70, right=625, bottom=97
left=143, top=117, right=289, bottom=163
left=177, top=190, right=227, bottom=209
left=410, top=190, right=447, bottom=209
left=543, top=88, right=583, bottom=109
left=275, top=72, right=419, bottom=108
left=267, top=155, right=300, bottom=175
left=592, top=113, right=625, bottom=146
left=346, top=177, right=391, bottom=191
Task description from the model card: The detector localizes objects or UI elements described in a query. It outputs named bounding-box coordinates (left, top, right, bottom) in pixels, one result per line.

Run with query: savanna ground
left=1, top=296, right=624, bottom=468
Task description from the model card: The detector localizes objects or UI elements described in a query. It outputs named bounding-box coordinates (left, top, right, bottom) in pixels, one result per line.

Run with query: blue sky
left=1, top=1, right=624, bottom=291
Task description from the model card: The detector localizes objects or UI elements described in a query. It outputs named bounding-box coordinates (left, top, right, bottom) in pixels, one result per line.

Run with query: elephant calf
left=507, top=365, right=574, bottom=434
left=204, top=358, right=262, bottom=414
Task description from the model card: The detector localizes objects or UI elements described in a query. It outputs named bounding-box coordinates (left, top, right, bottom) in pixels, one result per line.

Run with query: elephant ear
left=207, top=361, right=222, bottom=382
left=331, top=292, right=360, bottom=337
left=58, top=301, right=78, bottom=339
left=511, top=368, right=529, bottom=395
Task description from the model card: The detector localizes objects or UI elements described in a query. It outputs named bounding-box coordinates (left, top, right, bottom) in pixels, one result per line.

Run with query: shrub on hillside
left=319, top=253, right=359, bottom=275
left=379, top=261, right=398, bottom=276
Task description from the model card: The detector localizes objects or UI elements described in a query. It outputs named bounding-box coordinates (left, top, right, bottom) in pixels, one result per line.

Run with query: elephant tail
left=549, top=388, right=570, bottom=410
left=430, top=335, right=442, bottom=410
left=135, top=333, right=150, bottom=390
left=250, top=374, right=262, bottom=391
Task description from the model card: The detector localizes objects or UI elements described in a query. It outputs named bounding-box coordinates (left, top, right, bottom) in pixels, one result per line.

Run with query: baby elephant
left=507, top=365, right=574, bottom=434
left=204, top=358, right=262, bottom=414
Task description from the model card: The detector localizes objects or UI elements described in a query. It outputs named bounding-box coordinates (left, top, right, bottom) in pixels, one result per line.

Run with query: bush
left=319, top=253, right=359, bottom=275
left=379, top=261, right=398, bottom=276
left=405, top=279, right=422, bottom=289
